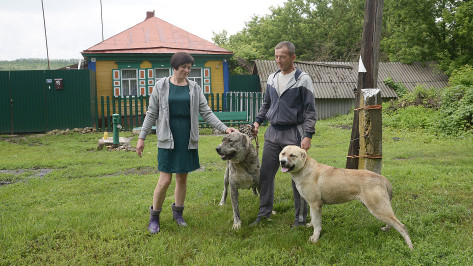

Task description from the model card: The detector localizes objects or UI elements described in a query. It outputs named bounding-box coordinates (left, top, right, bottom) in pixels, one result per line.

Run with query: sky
left=0, top=0, right=287, bottom=61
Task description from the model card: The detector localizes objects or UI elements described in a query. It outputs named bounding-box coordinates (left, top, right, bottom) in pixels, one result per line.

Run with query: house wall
left=205, top=60, right=224, bottom=95
left=96, top=61, right=117, bottom=98
left=315, top=99, right=356, bottom=120
left=94, top=59, right=226, bottom=116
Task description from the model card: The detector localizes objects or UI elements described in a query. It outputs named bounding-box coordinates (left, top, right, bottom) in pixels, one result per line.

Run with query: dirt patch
left=331, top=124, right=352, bottom=130
left=104, top=167, right=159, bottom=177
left=0, top=168, right=53, bottom=186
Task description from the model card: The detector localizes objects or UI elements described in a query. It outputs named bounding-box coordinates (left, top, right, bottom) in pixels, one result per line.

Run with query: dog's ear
left=241, top=134, right=249, bottom=147
left=300, top=150, right=306, bottom=159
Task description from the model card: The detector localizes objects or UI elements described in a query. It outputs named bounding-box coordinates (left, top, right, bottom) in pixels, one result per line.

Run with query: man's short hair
left=170, top=52, right=194, bottom=70
left=275, top=41, right=295, bottom=56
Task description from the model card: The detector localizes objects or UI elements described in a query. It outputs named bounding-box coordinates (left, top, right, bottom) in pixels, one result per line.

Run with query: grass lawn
left=1, top=114, right=472, bottom=265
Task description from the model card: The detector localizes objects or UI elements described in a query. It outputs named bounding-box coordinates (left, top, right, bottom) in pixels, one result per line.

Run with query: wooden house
left=81, top=11, right=233, bottom=105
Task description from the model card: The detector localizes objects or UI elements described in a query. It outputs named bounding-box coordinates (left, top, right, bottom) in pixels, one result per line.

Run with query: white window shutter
left=147, top=68, right=154, bottom=95
left=138, top=69, right=147, bottom=96
left=203, top=67, right=211, bottom=94
left=112, top=69, right=120, bottom=96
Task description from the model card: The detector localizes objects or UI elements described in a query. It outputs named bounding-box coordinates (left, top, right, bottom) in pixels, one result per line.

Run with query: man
left=251, top=41, right=317, bottom=228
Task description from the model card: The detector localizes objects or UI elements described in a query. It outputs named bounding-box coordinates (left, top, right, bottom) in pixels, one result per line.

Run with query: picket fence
left=96, top=92, right=265, bottom=132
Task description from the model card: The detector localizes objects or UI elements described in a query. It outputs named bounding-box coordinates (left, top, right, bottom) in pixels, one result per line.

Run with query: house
left=253, top=60, right=449, bottom=119
left=81, top=11, right=233, bottom=104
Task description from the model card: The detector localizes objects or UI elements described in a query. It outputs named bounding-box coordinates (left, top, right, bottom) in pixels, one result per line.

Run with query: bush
left=448, top=65, right=473, bottom=87
left=387, top=85, right=441, bottom=111
left=384, top=65, right=473, bottom=136
left=383, top=104, right=440, bottom=131
left=439, top=85, right=473, bottom=135
left=384, top=77, right=408, bottom=98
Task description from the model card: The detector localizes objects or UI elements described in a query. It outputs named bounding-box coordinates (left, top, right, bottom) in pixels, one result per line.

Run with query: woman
left=136, top=52, right=236, bottom=233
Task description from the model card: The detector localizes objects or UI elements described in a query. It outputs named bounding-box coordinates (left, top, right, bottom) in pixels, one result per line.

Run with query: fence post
left=123, top=96, right=128, bottom=131
left=134, top=96, right=139, bottom=129
left=112, top=97, right=116, bottom=117
left=358, top=89, right=382, bottom=174
left=106, top=96, right=111, bottom=132
left=140, top=96, right=144, bottom=126
left=100, top=96, right=105, bottom=132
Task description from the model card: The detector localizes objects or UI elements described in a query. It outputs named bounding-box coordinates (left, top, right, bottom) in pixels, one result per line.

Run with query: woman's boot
left=148, top=206, right=161, bottom=233
left=171, top=203, right=187, bottom=227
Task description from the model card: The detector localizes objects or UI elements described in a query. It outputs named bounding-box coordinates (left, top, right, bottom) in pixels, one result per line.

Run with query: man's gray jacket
left=255, top=68, right=317, bottom=138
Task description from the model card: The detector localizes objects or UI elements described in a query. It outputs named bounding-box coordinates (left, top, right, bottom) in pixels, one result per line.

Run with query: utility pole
left=100, top=0, right=104, bottom=41
left=346, top=0, right=383, bottom=169
left=41, top=0, right=50, bottom=70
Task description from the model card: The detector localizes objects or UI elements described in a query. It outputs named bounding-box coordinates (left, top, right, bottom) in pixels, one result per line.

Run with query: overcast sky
left=0, top=0, right=287, bottom=61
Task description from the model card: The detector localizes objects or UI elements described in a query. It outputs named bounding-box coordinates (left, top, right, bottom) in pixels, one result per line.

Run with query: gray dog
left=216, top=131, right=260, bottom=229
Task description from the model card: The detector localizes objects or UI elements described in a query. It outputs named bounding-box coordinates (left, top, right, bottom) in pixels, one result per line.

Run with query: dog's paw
left=219, top=201, right=225, bottom=206
left=381, top=224, right=391, bottom=232
left=309, top=234, right=320, bottom=243
left=232, top=222, right=242, bottom=230
left=305, top=222, right=313, bottom=228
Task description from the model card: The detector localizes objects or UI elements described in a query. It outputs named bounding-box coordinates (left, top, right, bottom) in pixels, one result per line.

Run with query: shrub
left=448, top=65, right=473, bottom=87
left=439, top=85, right=473, bottom=135
left=383, top=104, right=440, bottom=131
left=401, top=85, right=441, bottom=109
left=384, top=77, right=408, bottom=98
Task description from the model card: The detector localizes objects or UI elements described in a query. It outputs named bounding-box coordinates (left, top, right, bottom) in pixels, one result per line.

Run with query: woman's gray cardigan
left=138, top=77, right=228, bottom=149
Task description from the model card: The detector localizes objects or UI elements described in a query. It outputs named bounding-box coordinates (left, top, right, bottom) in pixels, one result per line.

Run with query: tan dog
left=279, top=145, right=413, bottom=250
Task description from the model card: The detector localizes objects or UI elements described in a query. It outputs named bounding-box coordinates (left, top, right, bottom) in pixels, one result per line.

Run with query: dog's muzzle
left=280, top=158, right=294, bottom=172
left=216, top=147, right=236, bottom=160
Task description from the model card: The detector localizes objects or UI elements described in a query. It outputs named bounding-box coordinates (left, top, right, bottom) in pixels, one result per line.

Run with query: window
left=121, top=69, right=138, bottom=96
left=189, top=68, right=202, bottom=88
left=155, top=68, right=171, bottom=82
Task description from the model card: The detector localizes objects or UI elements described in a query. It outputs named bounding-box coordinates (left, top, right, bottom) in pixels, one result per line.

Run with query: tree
left=382, top=0, right=473, bottom=75
left=213, top=0, right=473, bottom=75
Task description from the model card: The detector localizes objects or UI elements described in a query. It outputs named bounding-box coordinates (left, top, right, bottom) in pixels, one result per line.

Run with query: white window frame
left=189, top=67, right=203, bottom=88
left=121, top=69, right=138, bottom=97
left=154, top=68, right=171, bottom=82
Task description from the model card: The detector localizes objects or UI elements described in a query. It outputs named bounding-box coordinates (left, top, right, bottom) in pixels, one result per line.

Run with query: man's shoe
left=290, top=220, right=306, bottom=229
left=249, top=216, right=271, bottom=227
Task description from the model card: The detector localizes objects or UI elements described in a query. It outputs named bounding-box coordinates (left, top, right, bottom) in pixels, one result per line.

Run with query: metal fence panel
left=0, top=71, right=11, bottom=134
left=45, top=70, right=94, bottom=130
left=229, top=75, right=261, bottom=92
left=0, top=70, right=95, bottom=134
left=10, top=71, right=47, bottom=133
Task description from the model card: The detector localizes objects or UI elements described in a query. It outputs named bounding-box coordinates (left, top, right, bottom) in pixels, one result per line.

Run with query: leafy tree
left=213, top=0, right=365, bottom=73
left=382, top=0, right=473, bottom=75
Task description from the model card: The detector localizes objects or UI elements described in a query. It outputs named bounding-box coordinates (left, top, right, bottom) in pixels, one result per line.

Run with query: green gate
left=0, top=70, right=95, bottom=134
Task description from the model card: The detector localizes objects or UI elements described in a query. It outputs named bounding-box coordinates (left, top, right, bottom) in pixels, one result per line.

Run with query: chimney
left=146, top=10, right=155, bottom=20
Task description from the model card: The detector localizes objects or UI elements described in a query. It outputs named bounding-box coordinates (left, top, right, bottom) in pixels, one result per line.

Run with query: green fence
left=0, top=70, right=95, bottom=134
left=95, top=92, right=265, bottom=132
left=229, top=75, right=261, bottom=92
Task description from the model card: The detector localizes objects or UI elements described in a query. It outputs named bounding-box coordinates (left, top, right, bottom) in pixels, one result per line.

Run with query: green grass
left=1, top=115, right=472, bottom=265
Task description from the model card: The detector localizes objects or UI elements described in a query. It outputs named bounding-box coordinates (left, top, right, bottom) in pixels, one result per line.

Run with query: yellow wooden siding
left=96, top=61, right=117, bottom=98
left=205, top=61, right=224, bottom=95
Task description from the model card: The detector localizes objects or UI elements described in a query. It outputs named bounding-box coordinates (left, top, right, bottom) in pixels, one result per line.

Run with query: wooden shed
left=253, top=60, right=449, bottom=119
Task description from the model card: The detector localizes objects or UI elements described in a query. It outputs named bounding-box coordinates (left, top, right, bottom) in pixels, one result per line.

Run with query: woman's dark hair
left=170, top=52, right=194, bottom=70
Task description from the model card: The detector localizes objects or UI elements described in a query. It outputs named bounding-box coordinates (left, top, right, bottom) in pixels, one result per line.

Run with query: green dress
left=157, top=83, right=200, bottom=173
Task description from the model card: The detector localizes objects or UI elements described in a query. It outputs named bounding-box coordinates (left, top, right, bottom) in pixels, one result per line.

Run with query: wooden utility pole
left=346, top=0, right=384, bottom=169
